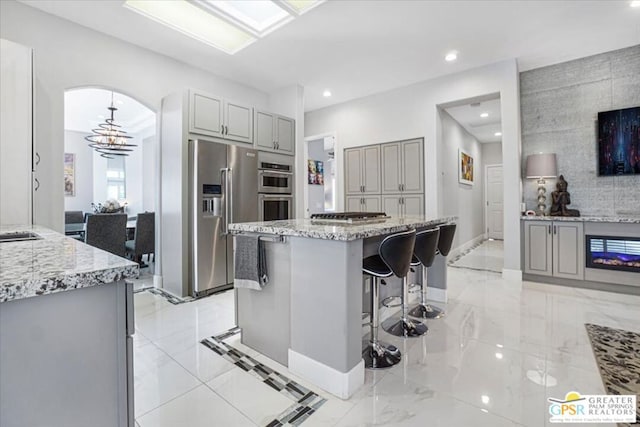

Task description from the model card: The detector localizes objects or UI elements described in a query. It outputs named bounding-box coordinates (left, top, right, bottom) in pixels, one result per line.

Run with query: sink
left=0, top=231, right=43, bottom=242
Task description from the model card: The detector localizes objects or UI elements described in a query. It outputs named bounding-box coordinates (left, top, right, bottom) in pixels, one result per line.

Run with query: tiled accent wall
left=520, top=45, right=640, bottom=217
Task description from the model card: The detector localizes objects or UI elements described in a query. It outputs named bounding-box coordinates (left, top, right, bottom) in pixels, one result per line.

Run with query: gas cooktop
left=310, top=212, right=389, bottom=224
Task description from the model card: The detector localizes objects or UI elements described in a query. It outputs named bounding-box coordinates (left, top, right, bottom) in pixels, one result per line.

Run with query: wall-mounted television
left=597, top=106, right=640, bottom=176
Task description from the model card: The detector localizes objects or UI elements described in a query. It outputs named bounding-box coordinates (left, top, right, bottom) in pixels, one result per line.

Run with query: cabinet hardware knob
left=34, top=178, right=40, bottom=191
left=35, top=152, right=40, bottom=166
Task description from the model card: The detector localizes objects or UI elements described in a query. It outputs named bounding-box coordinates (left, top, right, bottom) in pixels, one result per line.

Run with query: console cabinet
left=345, top=145, right=381, bottom=195
left=346, top=195, right=381, bottom=212
left=523, top=220, right=584, bottom=280
left=381, top=139, right=424, bottom=194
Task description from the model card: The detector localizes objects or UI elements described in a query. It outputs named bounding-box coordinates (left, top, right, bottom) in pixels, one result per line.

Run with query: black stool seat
left=361, top=228, right=416, bottom=369
left=408, top=225, right=453, bottom=320
left=363, top=256, right=393, bottom=277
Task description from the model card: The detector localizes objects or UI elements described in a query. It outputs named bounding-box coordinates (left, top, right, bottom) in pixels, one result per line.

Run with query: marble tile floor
left=132, top=266, right=640, bottom=426
left=450, top=239, right=504, bottom=273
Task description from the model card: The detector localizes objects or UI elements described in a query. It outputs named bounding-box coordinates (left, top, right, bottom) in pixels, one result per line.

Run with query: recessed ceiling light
left=445, top=51, right=458, bottom=62
left=480, top=112, right=489, bottom=118
left=323, top=90, right=332, bottom=97
left=124, top=0, right=255, bottom=55
left=495, top=352, right=503, bottom=359
left=494, top=132, right=502, bottom=136
left=481, top=395, right=490, bottom=405
left=631, top=0, right=640, bottom=7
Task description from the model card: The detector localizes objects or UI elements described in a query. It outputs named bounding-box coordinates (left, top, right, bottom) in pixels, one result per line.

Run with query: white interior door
left=485, top=164, right=503, bottom=240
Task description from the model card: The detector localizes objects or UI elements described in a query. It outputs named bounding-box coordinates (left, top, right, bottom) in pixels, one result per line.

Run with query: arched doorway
left=63, top=87, right=158, bottom=280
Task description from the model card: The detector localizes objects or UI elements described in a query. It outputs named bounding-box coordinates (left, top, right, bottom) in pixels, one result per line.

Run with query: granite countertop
left=229, top=215, right=457, bottom=241
left=0, top=225, right=139, bottom=303
left=520, top=215, right=640, bottom=223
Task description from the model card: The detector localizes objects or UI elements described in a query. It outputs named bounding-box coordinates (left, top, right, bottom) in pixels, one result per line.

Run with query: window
left=106, top=157, right=126, bottom=200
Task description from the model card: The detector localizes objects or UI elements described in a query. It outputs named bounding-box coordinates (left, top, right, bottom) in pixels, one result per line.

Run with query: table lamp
left=525, top=153, right=557, bottom=216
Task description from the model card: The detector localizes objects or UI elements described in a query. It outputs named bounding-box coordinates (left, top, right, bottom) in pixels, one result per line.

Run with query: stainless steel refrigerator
left=189, top=139, right=258, bottom=296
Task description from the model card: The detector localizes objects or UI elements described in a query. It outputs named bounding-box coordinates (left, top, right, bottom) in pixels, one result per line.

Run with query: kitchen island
left=0, top=225, right=139, bottom=427
left=229, top=215, right=456, bottom=398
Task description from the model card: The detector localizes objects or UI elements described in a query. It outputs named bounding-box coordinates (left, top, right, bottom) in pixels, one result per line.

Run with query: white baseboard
left=449, top=234, right=485, bottom=260
left=153, top=274, right=162, bottom=288
left=427, top=286, right=447, bottom=303
left=288, top=349, right=364, bottom=399
left=502, top=269, right=522, bottom=281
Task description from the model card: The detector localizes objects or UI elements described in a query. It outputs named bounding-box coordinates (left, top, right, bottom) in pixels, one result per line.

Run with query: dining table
left=64, top=220, right=137, bottom=237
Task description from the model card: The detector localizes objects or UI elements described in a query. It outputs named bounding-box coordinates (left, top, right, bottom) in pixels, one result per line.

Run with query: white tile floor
left=131, top=252, right=640, bottom=426
left=450, top=239, right=504, bottom=273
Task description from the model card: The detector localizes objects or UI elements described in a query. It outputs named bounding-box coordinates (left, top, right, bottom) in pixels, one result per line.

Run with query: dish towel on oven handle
left=234, top=235, right=268, bottom=290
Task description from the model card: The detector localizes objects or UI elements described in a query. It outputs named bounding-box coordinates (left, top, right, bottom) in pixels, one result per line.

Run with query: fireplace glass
left=586, top=235, right=640, bottom=273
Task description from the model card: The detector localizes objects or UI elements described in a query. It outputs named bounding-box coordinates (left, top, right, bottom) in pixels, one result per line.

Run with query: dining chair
left=125, top=212, right=155, bottom=265
left=85, top=213, right=127, bottom=257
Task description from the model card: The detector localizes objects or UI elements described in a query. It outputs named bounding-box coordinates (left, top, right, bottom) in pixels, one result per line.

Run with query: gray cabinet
left=344, top=145, right=380, bottom=195
left=189, top=90, right=253, bottom=144
left=381, top=139, right=423, bottom=194
left=382, top=194, right=423, bottom=217
left=346, top=195, right=381, bottom=212
left=523, top=220, right=583, bottom=279
left=0, top=39, right=33, bottom=226
left=255, top=110, right=295, bottom=155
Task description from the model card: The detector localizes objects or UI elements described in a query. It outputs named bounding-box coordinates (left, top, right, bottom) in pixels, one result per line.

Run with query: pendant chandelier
left=85, top=93, right=136, bottom=159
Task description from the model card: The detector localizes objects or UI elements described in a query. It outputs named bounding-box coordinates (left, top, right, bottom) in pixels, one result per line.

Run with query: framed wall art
left=64, top=153, right=76, bottom=196
left=458, top=149, right=474, bottom=186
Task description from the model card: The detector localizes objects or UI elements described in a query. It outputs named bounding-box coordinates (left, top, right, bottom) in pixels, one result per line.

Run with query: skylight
left=124, top=0, right=326, bottom=55
left=202, top=0, right=292, bottom=35
left=124, top=0, right=255, bottom=54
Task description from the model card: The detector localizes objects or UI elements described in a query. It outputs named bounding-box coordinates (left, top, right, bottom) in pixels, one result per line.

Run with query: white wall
left=482, top=142, right=503, bottom=166
left=440, top=110, right=484, bottom=250
left=142, top=135, right=156, bottom=213
left=63, top=130, right=93, bottom=213
left=0, top=0, right=270, bottom=232
left=305, top=60, right=522, bottom=273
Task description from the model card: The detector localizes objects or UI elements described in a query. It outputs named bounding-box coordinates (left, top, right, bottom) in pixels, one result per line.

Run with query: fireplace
left=586, top=235, right=640, bottom=273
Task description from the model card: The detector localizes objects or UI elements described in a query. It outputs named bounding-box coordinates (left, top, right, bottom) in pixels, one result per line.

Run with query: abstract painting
left=458, top=149, right=474, bottom=185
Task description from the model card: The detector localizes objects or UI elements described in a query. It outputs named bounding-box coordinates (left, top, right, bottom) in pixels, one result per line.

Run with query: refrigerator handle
left=221, top=167, right=232, bottom=234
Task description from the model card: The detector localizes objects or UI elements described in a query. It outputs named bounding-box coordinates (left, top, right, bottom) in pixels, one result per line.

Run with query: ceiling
left=22, top=1, right=640, bottom=112
left=445, top=97, right=502, bottom=144
left=64, top=88, right=155, bottom=134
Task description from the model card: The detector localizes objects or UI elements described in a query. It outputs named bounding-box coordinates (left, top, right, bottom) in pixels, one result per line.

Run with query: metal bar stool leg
left=383, top=276, right=428, bottom=337
left=409, top=265, right=444, bottom=319
left=363, top=276, right=401, bottom=369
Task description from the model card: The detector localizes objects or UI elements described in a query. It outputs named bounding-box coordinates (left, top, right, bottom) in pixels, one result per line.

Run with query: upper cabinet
left=255, top=110, right=295, bottom=155
left=189, top=90, right=253, bottom=144
left=381, top=139, right=423, bottom=194
left=344, top=145, right=381, bottom=195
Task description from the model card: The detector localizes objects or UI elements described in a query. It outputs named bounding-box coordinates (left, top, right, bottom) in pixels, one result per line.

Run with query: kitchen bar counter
left=231, top=215, right=455, bottom=399
left=0, top=225, right=137, bottom=426
left=0, top=225, right=138, bottom=303
left=229, top=215, right=457, bottom=241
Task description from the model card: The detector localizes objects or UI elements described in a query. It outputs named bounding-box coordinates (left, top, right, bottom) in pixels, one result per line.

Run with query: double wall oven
left=258, top=153, right=294, bottom=221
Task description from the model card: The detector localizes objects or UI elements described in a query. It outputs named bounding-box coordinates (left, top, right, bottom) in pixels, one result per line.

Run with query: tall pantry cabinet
left=344, top=138, right=424, bottom=215
left=0, top=39, right=33, bottom=226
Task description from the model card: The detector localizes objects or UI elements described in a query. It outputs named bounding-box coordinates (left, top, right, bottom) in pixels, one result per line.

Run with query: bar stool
left=409, top=223, right=456, bottom=320
left=379, top=234, right=429, bottom=338
left=362, top=228, right=416, bottom=369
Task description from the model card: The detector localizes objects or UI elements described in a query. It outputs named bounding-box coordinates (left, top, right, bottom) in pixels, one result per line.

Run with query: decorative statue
left=550, top=175, right=580, bottom=217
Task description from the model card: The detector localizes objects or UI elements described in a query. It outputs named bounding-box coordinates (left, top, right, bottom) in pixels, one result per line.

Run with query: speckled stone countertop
left=520, top=216, right=640, bottom=223
left=0, top=225, right=139, bottom=303
left=229, top=216, right=457, bottom=241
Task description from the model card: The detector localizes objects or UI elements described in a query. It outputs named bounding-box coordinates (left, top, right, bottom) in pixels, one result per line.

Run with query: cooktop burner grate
left=310, top=212, right=389, bottom=224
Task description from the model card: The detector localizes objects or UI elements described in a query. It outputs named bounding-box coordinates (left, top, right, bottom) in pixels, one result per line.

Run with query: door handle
left=553, top=225, right=557, bottom=235
left=221, top=168, right=232, bottom=234
left=398, top=184, right=401, bottom=191
left=221, top=124, right=224, bottom=134
left=548, top=225, right=551, bottom=234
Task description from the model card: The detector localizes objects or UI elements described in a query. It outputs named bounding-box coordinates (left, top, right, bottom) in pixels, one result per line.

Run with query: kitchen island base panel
left=288, top=349, right=364, bottom=400
left=0, top=280, right=134, bottom=427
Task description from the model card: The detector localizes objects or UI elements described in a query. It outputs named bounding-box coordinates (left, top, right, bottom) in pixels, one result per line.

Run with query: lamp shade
left=525, top=153, right=557, bottom=178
